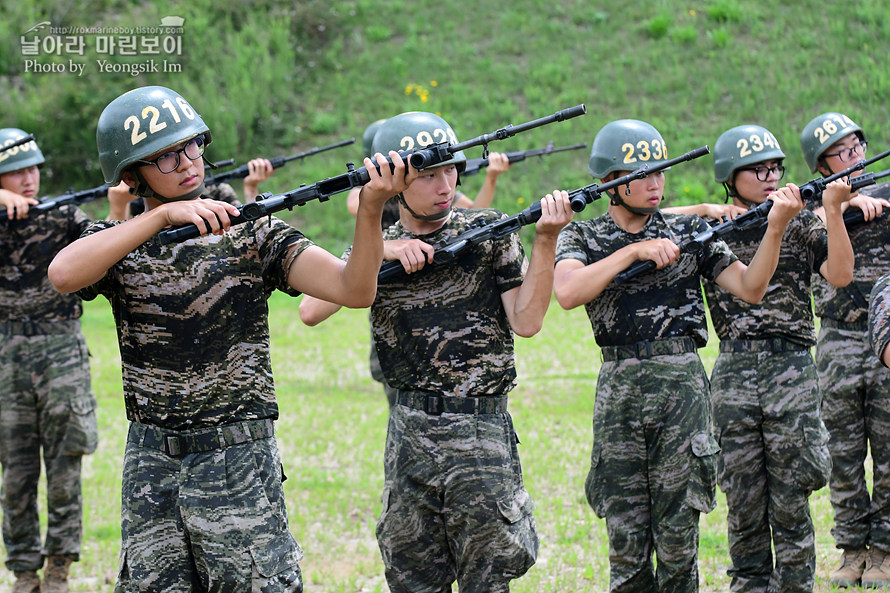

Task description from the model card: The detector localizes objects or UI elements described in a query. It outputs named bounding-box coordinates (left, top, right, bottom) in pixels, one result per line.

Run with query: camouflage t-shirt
left=703, top=209, right=828, bottom=344
left=76, top=213, right=312, bottom=430
left=1, top=205, right=90, bottom=322
left=809, top=182, right=890, bottom=323
left=369, top=208, right=526, bottom=397
left=869, top=272, right=890, bottom=365
left=555, top=210, right=737, bottom=347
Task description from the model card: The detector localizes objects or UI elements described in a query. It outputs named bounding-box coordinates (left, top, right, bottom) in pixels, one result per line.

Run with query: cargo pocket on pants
left=61, top=395, right=98, bottom=456
left=584, top=441, right=607, bottom=518
left=793, top=415, right=831, bottom=493
left=250, top=537, right=303, bottom=592
left=685, top=432, right=719, bottom=513
left=495, top=486, right=539, bottom=579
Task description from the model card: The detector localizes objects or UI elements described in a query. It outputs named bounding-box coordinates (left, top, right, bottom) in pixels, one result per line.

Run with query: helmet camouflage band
left=371, top=111, right=466, bottom=173
left=0, top=128, right=45, bottom=176
left=588, top=119, right=670, bottom=178
left=800, top=112, right=864, bottom=173
left=361, top=119, right=387, bottom=158
left=97, top=85, right=212, bottom=185
left=713, top=124, right=785, bottom=183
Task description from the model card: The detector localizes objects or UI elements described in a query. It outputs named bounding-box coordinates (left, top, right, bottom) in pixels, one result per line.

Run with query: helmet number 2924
left=399, top=127, right=458, bottom=151
left=124, top=97, right=196, bottom=146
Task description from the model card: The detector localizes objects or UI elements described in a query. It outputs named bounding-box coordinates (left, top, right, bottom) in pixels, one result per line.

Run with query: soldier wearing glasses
left=698, top=124, right=854, bottom=593
left=800, top=112, right=890, bottom=587
left=47, top=85, right=414, bottom=592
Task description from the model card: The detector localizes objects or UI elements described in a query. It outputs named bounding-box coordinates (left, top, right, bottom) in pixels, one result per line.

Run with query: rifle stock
left=158, top=105, right=587, bottom=245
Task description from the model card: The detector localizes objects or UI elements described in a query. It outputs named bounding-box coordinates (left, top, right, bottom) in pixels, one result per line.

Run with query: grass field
left=0, top=291, right=866, bottom=592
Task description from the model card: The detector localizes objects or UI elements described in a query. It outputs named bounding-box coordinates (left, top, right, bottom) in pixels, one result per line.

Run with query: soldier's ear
left=121, top=170, right=137, bottom=189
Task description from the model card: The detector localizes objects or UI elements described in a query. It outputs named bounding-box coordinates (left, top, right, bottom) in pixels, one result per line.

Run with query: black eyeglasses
left=738, top=165, right=785, bottom=182
left=136, top=135, right=206, bottom=174
left=823, top=140, right=867, bottom=163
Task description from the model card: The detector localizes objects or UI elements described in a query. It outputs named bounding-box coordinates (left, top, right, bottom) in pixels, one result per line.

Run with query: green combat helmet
left=713, top=124, right=784, bottom=206
left=588, top=119, right=670, bottom=214
left=0, top=128, right=44, bottom=175
left=361, top=119, right=387, bottom=158
left=800, top=112, right=864, bottom=173
left=97, top=85, right=212, bottom=202
left=371, top=111, right=467, bottom=221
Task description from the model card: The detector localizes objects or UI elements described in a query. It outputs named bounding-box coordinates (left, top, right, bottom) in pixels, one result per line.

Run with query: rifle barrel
left=160, top=106, right=586, bottom=244
left=0, top=134, right=36, bottom=153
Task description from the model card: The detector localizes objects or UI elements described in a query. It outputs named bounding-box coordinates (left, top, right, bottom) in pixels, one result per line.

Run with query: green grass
left=0, top=293, right=864, bottom=592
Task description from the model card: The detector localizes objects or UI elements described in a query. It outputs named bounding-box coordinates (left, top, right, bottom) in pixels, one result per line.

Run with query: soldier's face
left=0, top=165, right=40, bottom=199
left=620, top=171, right=664, bottom=210
left=403, top=164, right=458, bottom=218
left=133, top=138, right=205, bottom=198
left=820, top=132, right=867, bottom=177
left=732, top=159, right=783, bottom=204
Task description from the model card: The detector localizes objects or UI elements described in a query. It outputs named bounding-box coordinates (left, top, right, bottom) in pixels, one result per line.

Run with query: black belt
left=128, top=418, right=275, bottom=458
left=395, top=390, right=507, bottom=416
left=601, top=337, right=698, bottom=361
left=719, top=338, right=810, bottom=353
left=820, top=318, right=868, bottom=331
left=0, top=319, right=80, bottom=336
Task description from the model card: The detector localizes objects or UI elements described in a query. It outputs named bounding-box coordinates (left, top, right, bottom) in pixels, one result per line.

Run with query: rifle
left=157, top=104, right=587, bottom=245
left=614, top=149, right=890, bottom=284
left=203, top=138, right=355, bottom=186
left=0, top=134, right=36, bottom=153
left=461, top=141, right=587, bottom=177
left=378, top=145, right=710, bottom=282
left=839, top=169, right=890, bottom=227
left=0, top=183, right=109, bottom=223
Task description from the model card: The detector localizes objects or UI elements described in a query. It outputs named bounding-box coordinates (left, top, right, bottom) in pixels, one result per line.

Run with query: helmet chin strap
left=397, top=168, right=462, bottom=222
left=131, top=169, right=205, bottom=203
left=607, top=184, right=660, bottom=215
left=398, top=193, right=453, bottom=221
left=723, top=181, right=758, bottom=210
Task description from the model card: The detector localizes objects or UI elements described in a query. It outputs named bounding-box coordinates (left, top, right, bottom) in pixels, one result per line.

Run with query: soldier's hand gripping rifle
left=157, top=104, right=587, bottom=245
left=0, top=183, right=110, bottom=223
left=203, top=138, right=356, bottom=186
left=461, top=141, right=587, bottom=177
left=837, top=168, right=890, bottom=227
left=614, top=147, right=890, bottom=284
left=377, top=145, right=710, bottom=282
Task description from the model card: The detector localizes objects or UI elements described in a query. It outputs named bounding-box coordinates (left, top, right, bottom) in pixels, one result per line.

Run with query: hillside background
left=2, top=2, right=890, bottom=592
left=2, top=0, right=888, bottom=253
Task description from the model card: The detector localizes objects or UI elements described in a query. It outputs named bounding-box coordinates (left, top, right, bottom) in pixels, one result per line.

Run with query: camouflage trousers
left=376, top=398, right=538, bottom=593
left=585, top=353, right=718, bottom=593
left=0, top=326, right=97, bottom=572
left=815, top=324, right=890, bottom=552
left=116, top=421, right=303, bottom=593
left=711, top=346, right=830, bottom=593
